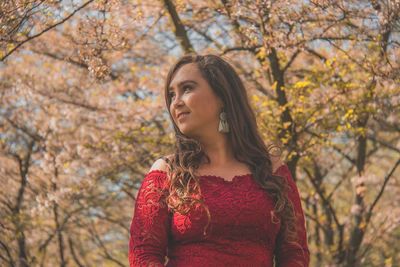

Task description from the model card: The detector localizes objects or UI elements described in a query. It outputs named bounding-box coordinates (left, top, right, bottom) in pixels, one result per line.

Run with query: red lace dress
left=129, top=164, right=310, bottom=267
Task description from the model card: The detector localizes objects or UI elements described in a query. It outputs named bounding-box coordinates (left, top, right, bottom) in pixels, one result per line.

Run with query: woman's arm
left=129, top=159, right=170, bottom=267
left=274, top=164, right=310, bottom=267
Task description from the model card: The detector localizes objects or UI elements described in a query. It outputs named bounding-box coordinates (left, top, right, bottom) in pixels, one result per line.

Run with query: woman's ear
left=217, top=97, right=224, bottom=110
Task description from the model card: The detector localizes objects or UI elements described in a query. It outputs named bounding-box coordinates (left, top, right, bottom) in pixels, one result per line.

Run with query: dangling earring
left=218, top=108, right=230, bottom=133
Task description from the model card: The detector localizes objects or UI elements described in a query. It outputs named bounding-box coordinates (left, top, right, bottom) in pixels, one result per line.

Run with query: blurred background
left=0, top=0, right=399, bottom=266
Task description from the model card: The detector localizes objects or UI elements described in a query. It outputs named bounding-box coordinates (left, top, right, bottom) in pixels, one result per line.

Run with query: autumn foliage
left=0, top=1, right=399, bottom=266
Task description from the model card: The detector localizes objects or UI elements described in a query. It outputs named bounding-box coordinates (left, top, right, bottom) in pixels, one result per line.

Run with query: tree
left=1, top=1, right=399, bottom=266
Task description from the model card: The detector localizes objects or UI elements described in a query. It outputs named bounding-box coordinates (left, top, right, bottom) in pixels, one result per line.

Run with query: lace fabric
left=129, top=164, right=310, bottom=267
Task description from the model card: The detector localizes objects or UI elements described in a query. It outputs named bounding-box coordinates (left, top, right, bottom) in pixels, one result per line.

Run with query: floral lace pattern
left=129, top=164, right=310, bottom=267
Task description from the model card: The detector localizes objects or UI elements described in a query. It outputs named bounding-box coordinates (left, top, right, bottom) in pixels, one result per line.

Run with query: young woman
left=129, top=54, right=310, bottom=266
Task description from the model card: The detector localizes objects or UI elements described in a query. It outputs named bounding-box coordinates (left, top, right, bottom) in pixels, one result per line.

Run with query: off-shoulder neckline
left=146, top=164, right=286, bottom=184
left=146, top=169, right=251, bottom=183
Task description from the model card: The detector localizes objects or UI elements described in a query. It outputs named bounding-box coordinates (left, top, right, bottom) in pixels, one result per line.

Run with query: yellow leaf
left=325, top=57, right=336, bottom=68
left=385, top=257, right=393, bottom=267
left=256, top=47, right=267, bottom=60
left=308, top=117, right=316, bottom=124
left=271, top=81, right=278, bottom=90
left=293, top=80, right=311, bottom=89
left=283, top=122, right=291, bottom=129
left=6, top=43, right=15, bottom=52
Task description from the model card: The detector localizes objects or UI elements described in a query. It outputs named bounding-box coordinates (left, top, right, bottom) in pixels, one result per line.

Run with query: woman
left=129, top=54, right=310, bottom=266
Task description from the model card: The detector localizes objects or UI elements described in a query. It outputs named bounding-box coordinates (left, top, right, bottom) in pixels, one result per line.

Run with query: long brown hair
left=162, top=53, right=301, bottom=249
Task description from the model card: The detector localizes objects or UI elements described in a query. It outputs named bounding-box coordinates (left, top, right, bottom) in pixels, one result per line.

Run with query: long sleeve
left=274, top=164, right=310, bottom=267
left=129, top=170, right=170, bottom=267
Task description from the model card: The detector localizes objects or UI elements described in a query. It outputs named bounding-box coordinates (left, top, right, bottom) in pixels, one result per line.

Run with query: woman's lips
left=178, top=112, right=190, bottom=120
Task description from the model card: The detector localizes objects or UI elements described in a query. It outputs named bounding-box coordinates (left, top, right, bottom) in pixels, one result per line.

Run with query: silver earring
left=218, top=109, right=230, bottom=133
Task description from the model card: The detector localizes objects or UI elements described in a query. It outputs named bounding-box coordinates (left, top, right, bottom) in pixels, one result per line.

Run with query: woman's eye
left=169, top=86, right=192, bottom=99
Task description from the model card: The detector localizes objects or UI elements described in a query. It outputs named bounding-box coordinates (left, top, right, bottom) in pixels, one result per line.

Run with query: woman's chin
left=179, top=126, right=190, bottom=134
left=179, top=127, right=195, bottom=137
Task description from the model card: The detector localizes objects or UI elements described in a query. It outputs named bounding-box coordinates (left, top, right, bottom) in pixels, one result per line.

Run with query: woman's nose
left=172, top=96, right=184, bottom=108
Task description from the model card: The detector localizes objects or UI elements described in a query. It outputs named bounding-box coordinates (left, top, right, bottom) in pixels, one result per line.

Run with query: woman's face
left=168, top=63, right=223, bottom=138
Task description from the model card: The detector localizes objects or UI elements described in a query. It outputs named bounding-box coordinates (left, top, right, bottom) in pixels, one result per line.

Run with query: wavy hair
left=162, top=53, right=301, bottom=249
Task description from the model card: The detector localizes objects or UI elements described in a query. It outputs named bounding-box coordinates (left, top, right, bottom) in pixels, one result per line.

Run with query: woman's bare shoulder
left=271, top=156, right=285, bottom=173
left=149, top=154, right=173, bottom=172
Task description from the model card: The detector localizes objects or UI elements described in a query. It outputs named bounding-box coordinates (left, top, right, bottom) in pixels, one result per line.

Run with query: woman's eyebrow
left=168, top=80, right=197, bottom=92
